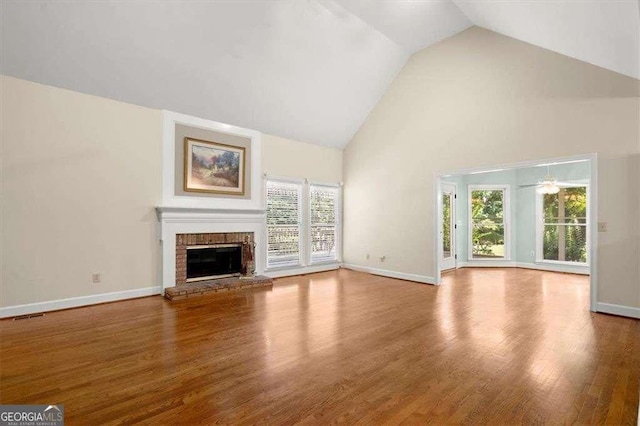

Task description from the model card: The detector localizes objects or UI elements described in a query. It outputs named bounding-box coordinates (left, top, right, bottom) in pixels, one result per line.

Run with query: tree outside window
left=542, top=187, right=587, bottom=263
left=471, top=189, right=506, bottom=258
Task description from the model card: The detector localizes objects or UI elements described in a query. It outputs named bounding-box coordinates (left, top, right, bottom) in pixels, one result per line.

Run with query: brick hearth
left=164, top=275, right=273, bottom=301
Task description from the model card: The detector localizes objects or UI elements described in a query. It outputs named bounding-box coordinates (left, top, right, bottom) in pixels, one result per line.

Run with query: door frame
left=439, top=182, right=457, bottom=271
left=433, top=153, right=598, bottom=312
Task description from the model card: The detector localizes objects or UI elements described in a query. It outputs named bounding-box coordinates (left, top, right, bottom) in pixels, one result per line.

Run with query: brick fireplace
left=175, top=232, right=255, bottom=285
left=155, top=206, right=266, bottom=291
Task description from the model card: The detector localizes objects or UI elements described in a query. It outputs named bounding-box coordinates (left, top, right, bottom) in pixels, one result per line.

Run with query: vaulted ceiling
left=1, top=1, right=638, bottom=148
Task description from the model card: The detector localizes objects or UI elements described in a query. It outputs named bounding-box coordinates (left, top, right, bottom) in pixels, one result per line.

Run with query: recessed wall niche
left=160, top=110, right=263, bottom=210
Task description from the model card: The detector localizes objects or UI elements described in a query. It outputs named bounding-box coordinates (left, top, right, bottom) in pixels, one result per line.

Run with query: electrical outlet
left=92, top=273, right=101, bottom=284
left=366, top=253, right=370, bottom=260
left=598, top=222, right=608, bottom=232
left=380, top=255, right=386, bottom=262
left=530, top=251, right=535, bottom=257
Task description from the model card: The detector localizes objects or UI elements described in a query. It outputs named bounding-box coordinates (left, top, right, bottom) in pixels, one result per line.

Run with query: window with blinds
left=266, top=180, right=302, bottom=268
left=309, top=185, right=339, bottom=263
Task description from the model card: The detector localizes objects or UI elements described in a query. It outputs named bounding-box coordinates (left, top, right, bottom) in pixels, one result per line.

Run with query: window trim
left=467, top=184, right=511, bottom=261
left=535, top=181, right=590, bottom=267
left=308, top=181, right=342, bottom=265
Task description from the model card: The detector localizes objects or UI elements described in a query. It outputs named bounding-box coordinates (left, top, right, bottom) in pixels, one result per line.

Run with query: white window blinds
left=266, top=180, right=302, bottom=268
left=310, top=185, right=339, bottom=263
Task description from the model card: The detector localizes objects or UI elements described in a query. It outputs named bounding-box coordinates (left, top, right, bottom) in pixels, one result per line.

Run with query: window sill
left=309, top=259, right=340, bottom=266
left=265, top=263, right=303, bottom=272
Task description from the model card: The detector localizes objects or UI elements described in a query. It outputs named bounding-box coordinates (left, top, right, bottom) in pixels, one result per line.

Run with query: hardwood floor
left=1, top=268, right=638, bottom=425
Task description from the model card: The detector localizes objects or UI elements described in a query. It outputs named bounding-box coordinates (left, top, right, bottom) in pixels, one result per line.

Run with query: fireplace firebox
left=186, top=244, right=242, bottom=281
left=175, top=232, right=255, bottom=285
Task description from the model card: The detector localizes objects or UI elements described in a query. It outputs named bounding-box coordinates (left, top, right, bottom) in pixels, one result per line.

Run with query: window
left=538, top=186, right=588, bottom=264
left=266, top=179, right=341, bottom=269
left=266, top=180, right=302, bottom=268
left=469, top=186, right=509, bottom=259
left=310, top=185, right=339, bottom=263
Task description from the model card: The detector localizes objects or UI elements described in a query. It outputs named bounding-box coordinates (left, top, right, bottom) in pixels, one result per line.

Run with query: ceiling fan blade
left=518, top=184, right=540, bottom=188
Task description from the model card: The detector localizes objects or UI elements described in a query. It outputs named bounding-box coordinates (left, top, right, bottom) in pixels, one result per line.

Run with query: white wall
left=1, top=76, right=343, bottom=313
left=1, top=75, right=163, bottom=308
left=343, top=27, right=640, bottom=308
left=262, top=134, right=343, bottom=183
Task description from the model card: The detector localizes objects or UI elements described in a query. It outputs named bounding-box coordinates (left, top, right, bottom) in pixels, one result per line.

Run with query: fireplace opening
left=186, top=244, right=242, bottom=282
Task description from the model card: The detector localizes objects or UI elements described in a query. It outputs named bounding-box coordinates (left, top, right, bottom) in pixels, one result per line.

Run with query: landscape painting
left=184, top=137, right=245, bottom=195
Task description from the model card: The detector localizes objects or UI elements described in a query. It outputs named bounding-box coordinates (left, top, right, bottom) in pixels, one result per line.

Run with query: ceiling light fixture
left=536, top=179, right=560, bottom=194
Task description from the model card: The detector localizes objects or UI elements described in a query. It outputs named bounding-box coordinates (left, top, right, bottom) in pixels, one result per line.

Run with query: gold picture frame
left=183, top=137, right=246, bottom=196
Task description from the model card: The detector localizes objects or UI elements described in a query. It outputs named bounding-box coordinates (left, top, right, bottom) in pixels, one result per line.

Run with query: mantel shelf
left=155, top=206, right=266, bottom=217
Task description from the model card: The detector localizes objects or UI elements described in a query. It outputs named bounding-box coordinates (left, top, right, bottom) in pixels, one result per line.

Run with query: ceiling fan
left=518, top=166, right=583, bottom=194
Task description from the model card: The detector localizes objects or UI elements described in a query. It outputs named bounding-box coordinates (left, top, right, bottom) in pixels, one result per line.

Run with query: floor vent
left=13, top=313, right=45, bottom=320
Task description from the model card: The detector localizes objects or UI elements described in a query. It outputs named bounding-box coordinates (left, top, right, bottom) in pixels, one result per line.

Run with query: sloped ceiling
left=453, top=0, right=640, bottom=82
left=334, top=0, right=472, bottom=53
left=1, top=1, right=638, bottom=149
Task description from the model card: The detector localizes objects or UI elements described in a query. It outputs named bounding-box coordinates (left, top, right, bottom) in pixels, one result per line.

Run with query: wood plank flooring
left=1, top=268, right=638, bottom=424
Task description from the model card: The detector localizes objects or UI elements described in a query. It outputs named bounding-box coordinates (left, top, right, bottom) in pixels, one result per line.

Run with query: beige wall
left=1, top=76, right=343, bottom=309
left=1, top=76, right=163, bottom=307
left=343, top=27, right=640, bottom=307
left=262, top=134, right=343, bottom=183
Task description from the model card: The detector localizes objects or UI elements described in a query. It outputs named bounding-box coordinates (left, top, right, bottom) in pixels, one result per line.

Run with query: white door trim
left=440, top=182, right=457, bottom=271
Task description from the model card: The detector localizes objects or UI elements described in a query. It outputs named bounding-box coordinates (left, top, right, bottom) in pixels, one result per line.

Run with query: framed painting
left=184, top=137, right=246, bottom=195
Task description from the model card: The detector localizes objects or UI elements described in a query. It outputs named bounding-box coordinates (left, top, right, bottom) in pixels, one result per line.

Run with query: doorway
left=434, top=153, right=597, bottom=312
left=440, top=182, right=457, bottom=271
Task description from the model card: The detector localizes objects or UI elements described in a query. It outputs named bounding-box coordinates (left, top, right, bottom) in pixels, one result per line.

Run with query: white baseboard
left=0, top=286, right=162, bottom=319
left=596, top=302, right=640, bottom=319
left=457, top=261, right=589, bottom=275
left=342, top=263, right=437, bottom=285
left=264, top=263, right=340, bottom=279
left=516, top=262, right=589, bottom=275
left=458, top=261, right=517, bottom=268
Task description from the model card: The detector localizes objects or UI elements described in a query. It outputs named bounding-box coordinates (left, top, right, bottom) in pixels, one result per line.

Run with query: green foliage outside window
left=471, top=190, right=505, bottom=258
left=442, top=194, right=451, bottom=255
left=543, top=187, right=587, bottom=263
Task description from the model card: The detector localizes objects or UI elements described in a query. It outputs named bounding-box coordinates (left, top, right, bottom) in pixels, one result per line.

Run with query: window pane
left=267, top=226, right=301, bottom=266
left=266, top=181, right=301, bottom=268
left=543, top=193, right=559, bottom=221
left=310, top=225, right=336, bottom=261
left=472, top=224, right=505, bottom=258
left=442, top=193, right=451, bottom=257
left=310, top=186, right=338, bottom=262
left=563, top=187, right=587, bottom=221
left=542, top=224, right=559, bottom=260
left=471, top=190, right=504, bottom=222
left=310, top=187, right=336, bottom=225
left=543, top=224, right=587, bottom=263
left=267, top=182, right=300, bottom=226
left=544, top=187, right=587, bottom=222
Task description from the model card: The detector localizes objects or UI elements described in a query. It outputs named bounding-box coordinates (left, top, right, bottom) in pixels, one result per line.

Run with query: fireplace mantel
left=156, top=206, right=265, bottom=221
left=157, top=111, right=267, bottom=290
left=156, top=206, right=266, bottom=289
